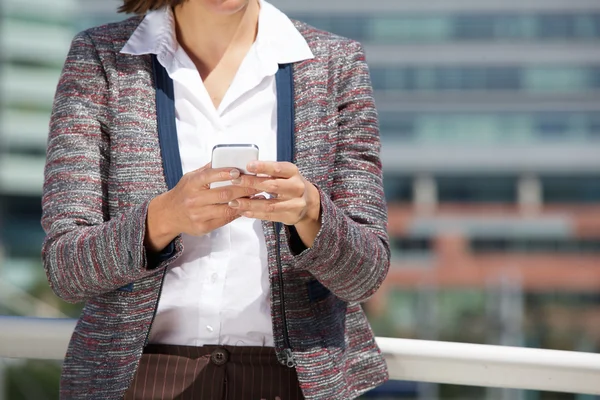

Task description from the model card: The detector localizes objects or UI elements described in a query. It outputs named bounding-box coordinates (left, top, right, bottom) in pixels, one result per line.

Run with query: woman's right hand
left=144, top=165, right=258, bottom=252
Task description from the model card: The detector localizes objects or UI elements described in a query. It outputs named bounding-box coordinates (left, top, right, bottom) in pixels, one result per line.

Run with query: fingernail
left=228, top=200, right=239, bottom=208
left=247, top=162, right=257, bottom=172
left=242, top=211, right=252, bottom=217
left=231, top=178, right=242, bottom=185
left=229, top=169, right=240, bottom=179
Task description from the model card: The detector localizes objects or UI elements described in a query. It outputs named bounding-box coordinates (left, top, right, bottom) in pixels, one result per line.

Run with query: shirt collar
left=120, top=0, right=314, bottom=68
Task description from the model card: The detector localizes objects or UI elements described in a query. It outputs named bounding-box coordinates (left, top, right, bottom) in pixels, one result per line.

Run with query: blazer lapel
left=152, top=55, right=184, bottom=191
left=275, top=63, right=295, bottom=164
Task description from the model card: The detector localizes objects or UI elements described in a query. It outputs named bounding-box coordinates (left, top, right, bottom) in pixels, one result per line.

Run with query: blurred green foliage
left=5, top=361, right=60, bottom=400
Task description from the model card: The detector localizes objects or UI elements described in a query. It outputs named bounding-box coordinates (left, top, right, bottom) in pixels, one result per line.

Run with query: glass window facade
left=472, top=238, right=600, bottom=253
left=379, top=112, right=600, bottom=144
left=437, top=176, right=517, bottom=203
left=541, top=176, right=600, bottom=203
left=382, top=174, right=600, bottom=204
left=390, top=237, right=434, bottom=261
left=1, top=196, right=45, bottom=257
left=383, top=175, right=413, bottom=202
left=370, top=66, right=600, bottom=93
left=293, top=13, right=600, bottom=43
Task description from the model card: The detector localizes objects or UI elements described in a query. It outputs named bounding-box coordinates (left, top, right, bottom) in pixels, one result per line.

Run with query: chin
left=205, top=0, right=251, bottom=14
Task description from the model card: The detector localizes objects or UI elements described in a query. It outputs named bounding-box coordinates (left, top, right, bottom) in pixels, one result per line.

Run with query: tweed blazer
left=42, top=15, right=390, bottom=400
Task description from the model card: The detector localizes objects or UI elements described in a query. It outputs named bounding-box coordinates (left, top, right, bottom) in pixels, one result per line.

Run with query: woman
left=41, top=0, right=390, bottom=398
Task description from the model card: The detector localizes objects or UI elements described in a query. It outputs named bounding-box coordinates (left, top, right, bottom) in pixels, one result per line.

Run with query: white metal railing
left=1, top=316, right=600, bottom=395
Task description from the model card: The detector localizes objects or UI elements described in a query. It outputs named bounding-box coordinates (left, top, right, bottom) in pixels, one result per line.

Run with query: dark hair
left=119, top=0, right=186, bottom=14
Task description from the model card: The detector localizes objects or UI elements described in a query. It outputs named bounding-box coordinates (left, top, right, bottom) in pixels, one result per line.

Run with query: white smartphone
left=210, top=144, right=259, bottom=189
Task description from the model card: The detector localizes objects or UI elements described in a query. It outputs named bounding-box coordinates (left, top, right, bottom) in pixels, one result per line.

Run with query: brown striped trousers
left=123, top=344, right=305, bottom=400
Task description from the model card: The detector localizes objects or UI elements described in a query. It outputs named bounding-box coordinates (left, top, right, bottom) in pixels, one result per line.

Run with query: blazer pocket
left=307, top=279, right=331, bottom=303
left=307, top=280, right=347, bottom=348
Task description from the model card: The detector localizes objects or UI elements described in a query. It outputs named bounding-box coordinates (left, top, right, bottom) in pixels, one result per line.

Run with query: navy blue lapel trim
left=275, top=63, right=295, bottom=164
left=152, top=55, right=183, bottom=191
left=116, top=56, right=182, bottom=291
left=274, top=63, right=295, bottom=234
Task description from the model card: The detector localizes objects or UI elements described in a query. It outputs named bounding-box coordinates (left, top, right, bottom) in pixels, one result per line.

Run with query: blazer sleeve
left=289, top=41, right=390, bottom=303
left=41, top=32, right=182, bottom=304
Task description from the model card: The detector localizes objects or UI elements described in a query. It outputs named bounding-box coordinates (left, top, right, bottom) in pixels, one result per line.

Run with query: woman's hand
left=228, top=161, right=322, bottom=247
left=145, top=164, right=259, bottom=252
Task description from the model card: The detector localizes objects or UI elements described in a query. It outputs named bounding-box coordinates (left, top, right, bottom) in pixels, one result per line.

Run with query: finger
left=199, top=213, right=241, bottom=234
left=228, top=198, right=281, bottom=213
left=188, top=162, right=211, bottom=175
left=185, top=187, right=257, bottom=209
left=231, top=174, right=270, bottom=190
left=193, top=167, right=241, bottom=187
left=202, top=185, right=260, bottom=205
left=229, top=198, right=305, bottom=221
left=246, top=161, right=297, bottom=178
left=231, top=175, right=304, bottom=199
left=193, top=203, right=239, bottom=220
left=238, top=209, right=298, bottom=223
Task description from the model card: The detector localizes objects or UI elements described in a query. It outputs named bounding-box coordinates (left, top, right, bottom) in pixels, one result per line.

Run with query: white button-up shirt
left=121, top=1, right=313, bottom=347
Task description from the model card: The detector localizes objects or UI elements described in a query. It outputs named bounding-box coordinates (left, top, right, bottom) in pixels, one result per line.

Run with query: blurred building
left=1, top=0, right=599, bottom=397
left=0, top=0, right=125, bottom=287
left=1, top=0, right=77, bottom=289
left=275, top=0, right=600, bottom=350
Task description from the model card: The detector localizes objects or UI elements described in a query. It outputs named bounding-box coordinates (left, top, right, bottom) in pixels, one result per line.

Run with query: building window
left=538, top=14, right=576, bottom=39
left=486, top=67, right=522, bottom=90
left=454, top=15, right=496, bottom=39
left=535, top=114, right=571, bottom=139
left=541, top=176, right=600, bottom=203
left=524, top=66, right=597, bottom=92
left=369, top=16, right=451, bottom=42
left=379, top=114, right=416, bottom=139
left=291, top=13, right=600, bottom=43
left=370, top=66, right=599, bottom=93
left=378, top=112, right=599, bottom=144
left=588, top=114, right=600, bottom=139
left=1, top=195, right=45, bottom=258
left=383, top=175, right=413, bottom=202
left=328, top=16, right=367, bottom=40
left=392, top=237, right=433, bottom=252
left=472, top=238, right=600, bottom=253
left=437, top=176, right=517, bottom=203
left=390, top=237, right=434, bottom=260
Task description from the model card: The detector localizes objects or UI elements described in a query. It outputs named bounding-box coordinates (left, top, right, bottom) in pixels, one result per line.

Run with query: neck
left=173, top=0, right=259, bottom=72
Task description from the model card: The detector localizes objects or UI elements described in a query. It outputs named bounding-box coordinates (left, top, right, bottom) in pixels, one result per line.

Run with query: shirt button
left=206, top=325, right=214, bottom=333
left=211, top=273, right=218, bottom=283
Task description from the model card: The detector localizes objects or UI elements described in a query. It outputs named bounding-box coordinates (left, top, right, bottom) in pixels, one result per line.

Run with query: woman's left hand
left=227, top=161, right=320, bottom=226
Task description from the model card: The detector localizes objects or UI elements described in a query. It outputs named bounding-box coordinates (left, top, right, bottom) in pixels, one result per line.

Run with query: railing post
left=416, top=283, right=439, bottom=400
left=0, top=359, right=6, bottom=400
left=486, top=274, right=525, bottom=400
